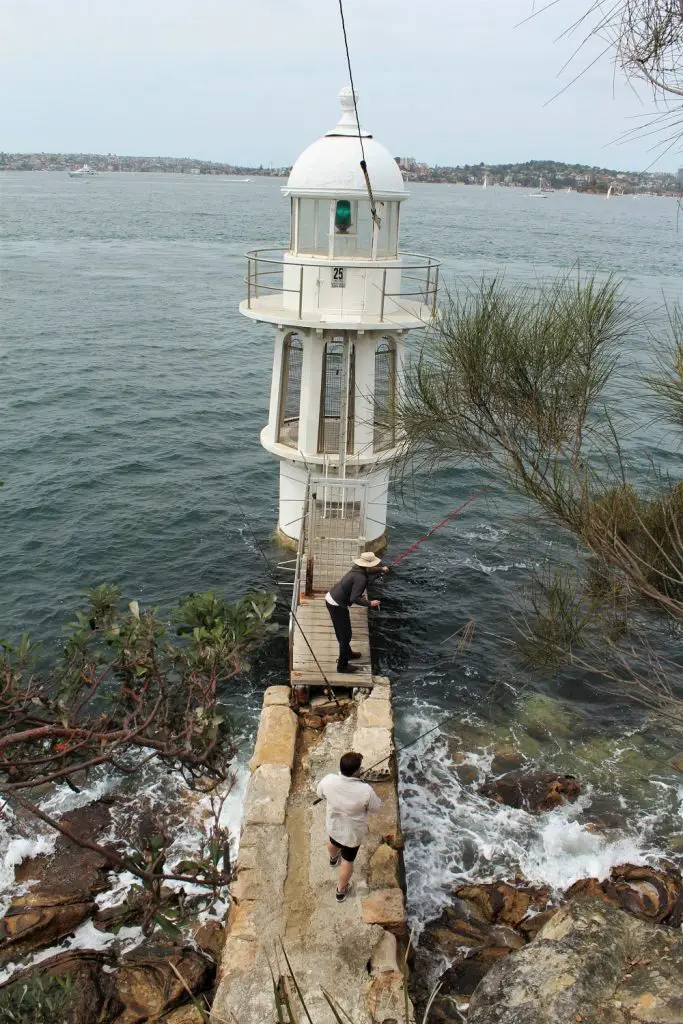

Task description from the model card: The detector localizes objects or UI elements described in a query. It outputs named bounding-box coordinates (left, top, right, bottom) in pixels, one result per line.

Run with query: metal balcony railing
left=244, top=248, right=440, bottom=322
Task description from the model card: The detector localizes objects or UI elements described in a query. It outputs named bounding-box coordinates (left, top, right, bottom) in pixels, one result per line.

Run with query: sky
left=1, top=0, right=680, bottom=171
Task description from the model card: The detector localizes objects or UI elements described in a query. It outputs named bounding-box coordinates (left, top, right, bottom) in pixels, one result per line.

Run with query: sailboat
left=482, top=173, right=488, bottom=189
left=528, top=175, right=547, bottom=199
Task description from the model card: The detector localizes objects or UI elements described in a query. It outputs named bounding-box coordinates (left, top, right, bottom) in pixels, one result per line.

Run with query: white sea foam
left=4, top=836, right=56, bottom=872
left=39, top=774, right=117, bottom=818
left=0, top=731, right=253, bottom=982
left=218, top=757, right=250, bottom=852
left=398, top=712, right=669, bottom=933
left=95, top=872, right=138, bottom=911
left=460, top=524, right=509, bottom=543
left=520, top=816, right=652, bottom=891
left=463, top=556, right=538, bottom=575
left=237, top=524, right=260, bottom=556
left=0, top=919, right=146, bottom=986
left=0, top=798, right=55, bottom=915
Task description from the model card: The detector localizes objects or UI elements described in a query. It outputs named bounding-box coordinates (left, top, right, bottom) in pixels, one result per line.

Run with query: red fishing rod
left=390, top=488, right=491, bottom=566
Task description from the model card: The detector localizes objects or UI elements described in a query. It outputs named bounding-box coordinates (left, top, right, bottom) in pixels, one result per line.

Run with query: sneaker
left=335, top=886, right=348, bottom=903
left=330, top=853, right=341, bottom=867
left=349, top=651, right=362, bottom=660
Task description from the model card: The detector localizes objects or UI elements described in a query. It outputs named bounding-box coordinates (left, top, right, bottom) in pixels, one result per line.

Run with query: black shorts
left=329, top=836, right=360, bottom=862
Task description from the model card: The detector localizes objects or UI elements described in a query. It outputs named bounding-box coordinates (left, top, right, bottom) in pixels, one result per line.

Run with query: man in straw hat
left=325, top=551, right=390, bottom=674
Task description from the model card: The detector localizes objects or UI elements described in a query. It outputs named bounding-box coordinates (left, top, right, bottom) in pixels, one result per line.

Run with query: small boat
left=482, top=173, right=488, bottom=189
left=69, top=164, right=97, bottom=177
left=225, top=177, right=250, bottom=183
left=528, top=175, right=548, bottom=198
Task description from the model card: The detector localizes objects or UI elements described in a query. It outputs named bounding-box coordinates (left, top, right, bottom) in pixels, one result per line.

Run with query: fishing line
left=311, top=709, right=465, bottom=803
left=337, top=0, right=380, bottom=226
left=361, top=711, right=462, bottom=777
left=390, top=488, right=491, bottom=566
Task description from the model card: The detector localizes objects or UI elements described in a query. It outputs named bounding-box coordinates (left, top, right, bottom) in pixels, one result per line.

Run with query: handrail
left=244, top=247, right=441, bottom=272
left=288, top=475, right=310, bottom=668
left=245, top=248, right=440, bottom=324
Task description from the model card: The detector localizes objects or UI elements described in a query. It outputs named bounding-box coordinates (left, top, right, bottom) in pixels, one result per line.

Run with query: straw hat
left=353, top=551, right=381, bottom=568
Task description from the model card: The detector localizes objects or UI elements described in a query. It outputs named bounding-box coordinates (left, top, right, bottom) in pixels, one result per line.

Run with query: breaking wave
left=397, top=706, right=673, bottom=933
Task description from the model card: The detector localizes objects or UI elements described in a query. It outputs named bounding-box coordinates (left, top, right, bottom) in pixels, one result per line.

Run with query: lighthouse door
left=306, top=474, right=368, bottom=593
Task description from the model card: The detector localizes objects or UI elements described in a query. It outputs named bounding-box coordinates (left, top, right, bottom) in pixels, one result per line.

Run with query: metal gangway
left=289, top=472, right=374, bottom=688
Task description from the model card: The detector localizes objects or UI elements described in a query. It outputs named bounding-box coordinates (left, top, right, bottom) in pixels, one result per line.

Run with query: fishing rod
left=312, top=709, right=463, bottom=803
left=232, top=492, right=340, bottom=702
left=360, top=712, right=460, bottom=778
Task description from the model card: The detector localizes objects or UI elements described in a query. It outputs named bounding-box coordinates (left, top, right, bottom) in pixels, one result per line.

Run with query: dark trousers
left=326, top=603, right=352, bottom=669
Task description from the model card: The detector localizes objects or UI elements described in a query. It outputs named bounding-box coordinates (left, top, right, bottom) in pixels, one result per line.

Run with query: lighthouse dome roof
left=284, top=87, right=406, bottom=200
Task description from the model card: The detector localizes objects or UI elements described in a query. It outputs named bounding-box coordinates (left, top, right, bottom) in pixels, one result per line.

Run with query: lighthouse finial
left=326, top=85, right=370, bottom=138
left=339, top=84, right=357, bottom=114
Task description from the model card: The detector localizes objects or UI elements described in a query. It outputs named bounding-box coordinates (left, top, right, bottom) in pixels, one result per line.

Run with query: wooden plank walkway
left=291, top=595, right=373, bottom=687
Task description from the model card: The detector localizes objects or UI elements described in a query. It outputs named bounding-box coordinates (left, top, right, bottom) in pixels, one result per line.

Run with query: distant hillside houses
left=0, top=153, right=290, bottom=176
left=1, top=152, right=679, bottom=194
left=394, top=157, right=680, bottom=194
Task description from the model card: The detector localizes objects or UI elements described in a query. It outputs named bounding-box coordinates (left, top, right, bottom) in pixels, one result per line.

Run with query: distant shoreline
left=2, top=155, right=680, bottom=196
left=3, top=169, right=679, bottom=198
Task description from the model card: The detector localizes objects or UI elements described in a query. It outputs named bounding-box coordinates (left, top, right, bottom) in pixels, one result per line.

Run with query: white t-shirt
left=316, top=773, right=382, bottom=847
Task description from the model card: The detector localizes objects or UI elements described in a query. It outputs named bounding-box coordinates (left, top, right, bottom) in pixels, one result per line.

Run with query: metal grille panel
left=306, top=477, right=367, bottom=593
left=317, top=337, right=355, bottom=455
left=374, top=338, right=396, bottom=452
left=278, top=333, right=303, bottom=447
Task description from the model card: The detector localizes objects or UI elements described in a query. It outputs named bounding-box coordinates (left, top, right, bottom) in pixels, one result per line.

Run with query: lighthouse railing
left=244, top=249, right=440, bottom=322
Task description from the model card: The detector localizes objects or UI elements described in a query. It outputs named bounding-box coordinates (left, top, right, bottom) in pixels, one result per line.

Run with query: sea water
left=1, top=172, right=682, bottom=962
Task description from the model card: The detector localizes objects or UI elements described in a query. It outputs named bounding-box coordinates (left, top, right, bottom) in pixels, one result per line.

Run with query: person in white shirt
left=316, top=751, right=382, bottom=902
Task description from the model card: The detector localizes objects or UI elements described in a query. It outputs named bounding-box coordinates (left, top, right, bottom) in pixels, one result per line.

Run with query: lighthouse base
left=275, top=524, right=387, bottom=556
left=274, top=459, right=391, bottom=548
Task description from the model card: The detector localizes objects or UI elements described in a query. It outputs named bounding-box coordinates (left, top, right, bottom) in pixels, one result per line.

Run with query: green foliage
left=0, top=585, right=277, bottom=793
left=401, top=273, right=630, bottom=490
left=398, top=274, right=683, bottom=713
left=174, top=590, right=278, bottom=676
left=646, top=305, right=683, bottom=430
left=0, top=972, right=72, bottom=1023
left=516, top=572, right=602, bottom=667
left=589, top=481, right=683, bottom=601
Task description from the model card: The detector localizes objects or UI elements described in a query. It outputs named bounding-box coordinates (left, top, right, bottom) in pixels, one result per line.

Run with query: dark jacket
left=328, top=566, right=383, bottom=608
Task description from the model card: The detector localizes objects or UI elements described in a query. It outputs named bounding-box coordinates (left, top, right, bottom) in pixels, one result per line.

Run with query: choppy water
left=1, top=172, right=682, bottom=955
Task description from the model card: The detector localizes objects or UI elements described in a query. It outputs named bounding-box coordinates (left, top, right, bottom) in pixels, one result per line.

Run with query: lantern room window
left=374, top=201, right=400, bottom=258
left=333, top=201, right=372, bottom=259
left=295, top=199, right=329, bottom=255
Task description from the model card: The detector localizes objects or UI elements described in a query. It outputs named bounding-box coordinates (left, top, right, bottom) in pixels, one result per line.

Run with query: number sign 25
left=331, top=267, right=345, bottom=288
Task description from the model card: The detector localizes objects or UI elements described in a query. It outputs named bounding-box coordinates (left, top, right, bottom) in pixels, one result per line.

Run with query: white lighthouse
left=241, top=87, right=439, bottom=555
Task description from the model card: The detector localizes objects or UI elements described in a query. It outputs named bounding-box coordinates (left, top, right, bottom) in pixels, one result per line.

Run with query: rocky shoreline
left=0, top=800, right=224, bottom=1022
left=415, top=861, right=683, bottom=1021
left=412, top=765, right=683, bottom=1022
left=1, top=711, right=681, bottom=1021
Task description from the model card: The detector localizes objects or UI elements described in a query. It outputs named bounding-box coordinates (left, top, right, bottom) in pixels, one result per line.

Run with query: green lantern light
left=334, top=200, right=352, bottom=234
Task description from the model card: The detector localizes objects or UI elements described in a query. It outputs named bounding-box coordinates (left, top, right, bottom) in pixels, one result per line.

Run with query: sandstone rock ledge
left=466, top=896, right=683, bottom=1024
left=211, top=678, right=411, bottom=1024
